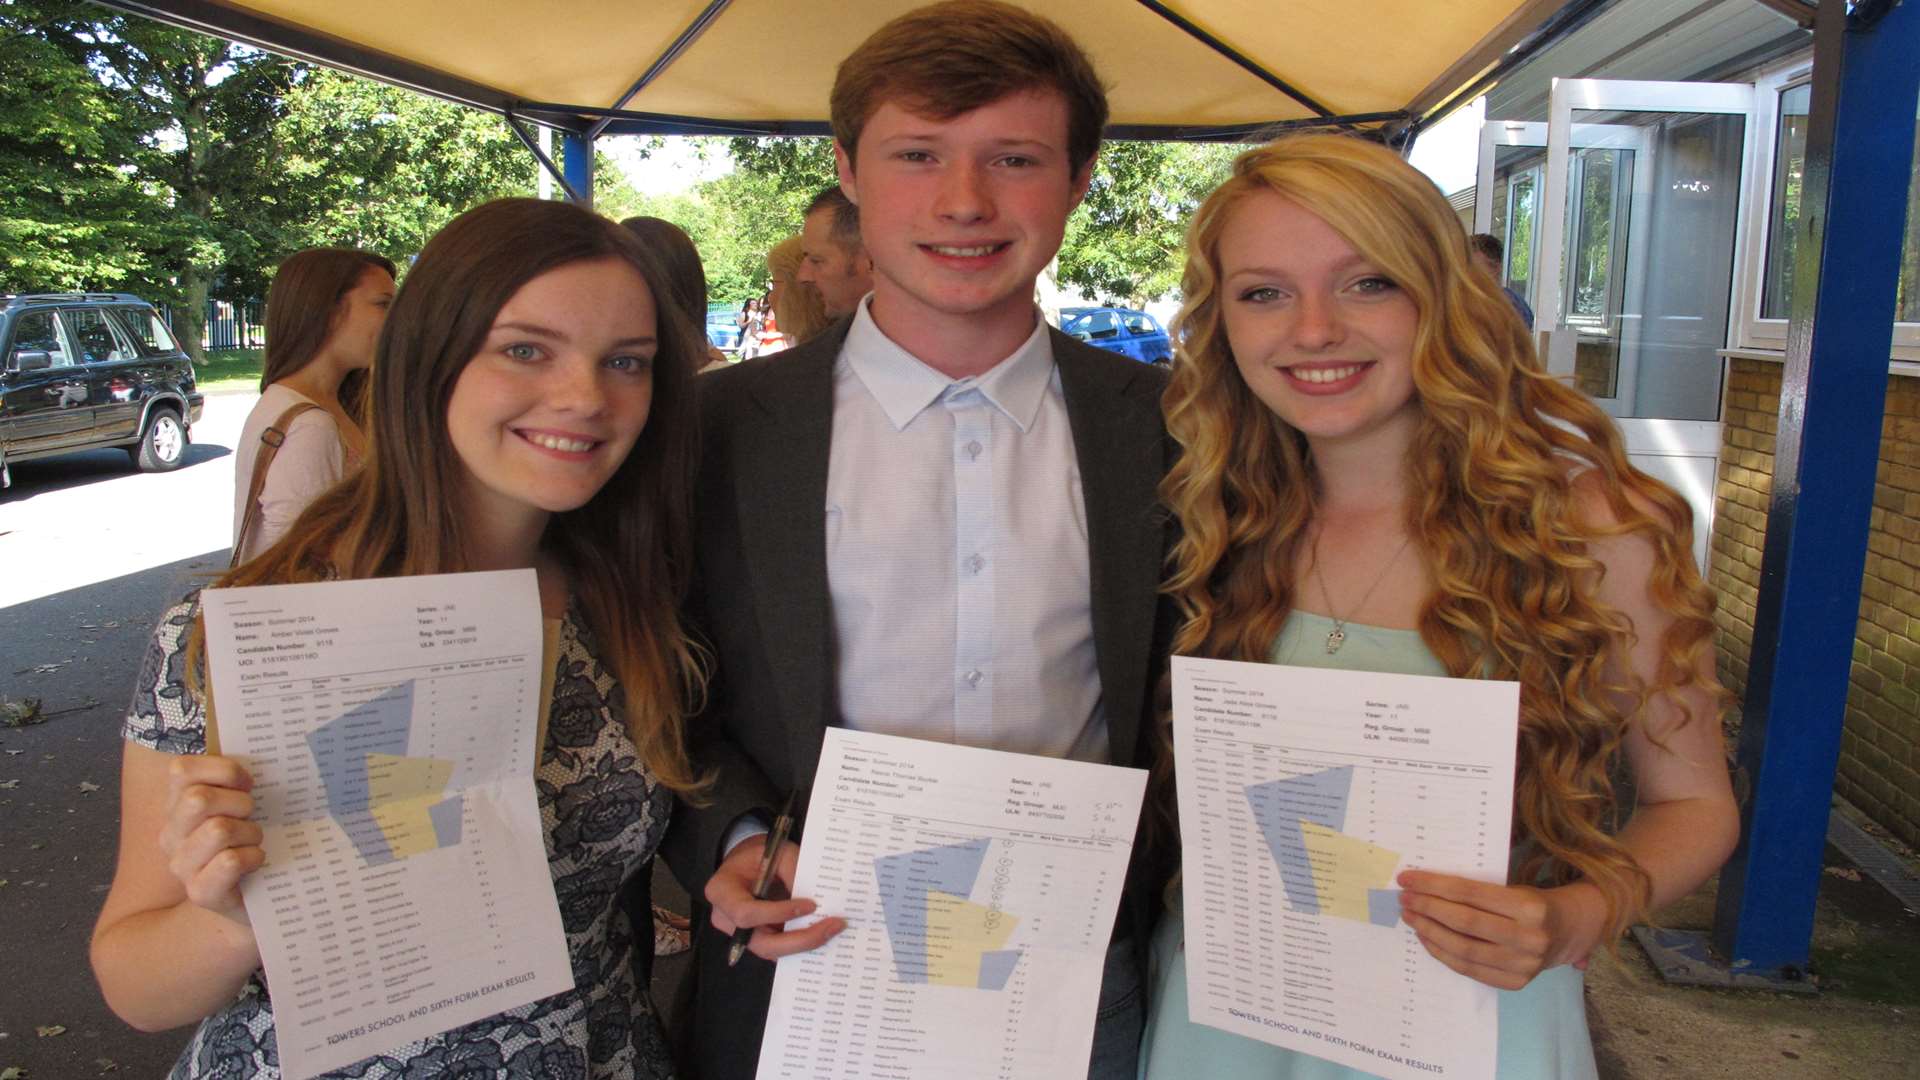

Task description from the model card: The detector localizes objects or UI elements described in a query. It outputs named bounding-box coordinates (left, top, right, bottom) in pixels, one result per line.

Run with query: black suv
left=1, top=292, right=204, bottom=487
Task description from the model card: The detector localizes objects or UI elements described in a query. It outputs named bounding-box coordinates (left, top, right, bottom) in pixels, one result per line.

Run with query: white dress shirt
left=824, top=299, right=1107, bottom=762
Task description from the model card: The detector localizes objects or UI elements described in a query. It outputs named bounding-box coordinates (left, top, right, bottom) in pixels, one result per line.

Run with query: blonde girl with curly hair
left=1138, top=134, right=1738, bottom=1079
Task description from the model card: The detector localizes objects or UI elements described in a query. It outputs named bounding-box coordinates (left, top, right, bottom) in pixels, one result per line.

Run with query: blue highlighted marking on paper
left=1246, top=765, right=1403, bottom=928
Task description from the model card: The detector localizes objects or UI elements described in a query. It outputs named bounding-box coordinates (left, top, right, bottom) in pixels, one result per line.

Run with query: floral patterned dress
left=124, top=595, right=675, bottom=1079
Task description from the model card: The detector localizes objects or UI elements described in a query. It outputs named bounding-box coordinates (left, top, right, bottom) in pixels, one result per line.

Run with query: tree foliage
left=0, top=4, right=163, bottom=294
left=258, top=68, right=536, bottom=292
left=1, top=2, right=541, bottom=358
left=597, top=137, right=837, bottom=307
left=1058, top=140, right=1238, bottom=305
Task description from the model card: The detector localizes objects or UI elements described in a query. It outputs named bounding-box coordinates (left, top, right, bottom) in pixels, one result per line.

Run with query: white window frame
left=1733, top=52, right=1920, bottom=361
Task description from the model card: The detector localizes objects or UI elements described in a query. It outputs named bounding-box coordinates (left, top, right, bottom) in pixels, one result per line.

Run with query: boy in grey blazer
left=661, top=4, right=1171, bottom=1077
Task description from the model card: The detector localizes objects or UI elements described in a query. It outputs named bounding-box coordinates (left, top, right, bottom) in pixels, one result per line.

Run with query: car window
left=110, top=307, right=181, bottom=356
left=66, top=307, right=138, bottom=364
left=1074, top=311, right=1120, bottom=339
left=1123, top=314, right=1159, bottom=336
left=7, top=310, right=74, bottom=369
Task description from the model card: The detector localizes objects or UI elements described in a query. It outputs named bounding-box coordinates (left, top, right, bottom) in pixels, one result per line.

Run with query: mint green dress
left=1139, top=612, right=1598, bottom=1080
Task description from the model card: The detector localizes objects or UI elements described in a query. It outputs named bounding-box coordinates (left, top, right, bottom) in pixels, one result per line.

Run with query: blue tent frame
left=1710, top=0, right=1918, bottom=977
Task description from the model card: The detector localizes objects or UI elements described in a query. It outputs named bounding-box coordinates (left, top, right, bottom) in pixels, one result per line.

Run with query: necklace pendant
left=1325, top=625, right=1346, bottom=654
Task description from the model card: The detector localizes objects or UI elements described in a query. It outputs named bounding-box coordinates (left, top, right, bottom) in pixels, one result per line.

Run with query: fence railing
left=158, top=299, right=266, bottom=351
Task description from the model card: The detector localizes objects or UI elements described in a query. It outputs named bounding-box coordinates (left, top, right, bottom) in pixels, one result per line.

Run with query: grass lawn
left=193, top=347, right=265, bottom=393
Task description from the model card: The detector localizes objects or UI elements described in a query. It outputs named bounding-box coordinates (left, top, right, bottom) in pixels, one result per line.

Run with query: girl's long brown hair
left=1156, top=135, right=1725, bottom=937
left=195, top=199, right=707, bottom=794
left=260, top=247, right=396, bottom=425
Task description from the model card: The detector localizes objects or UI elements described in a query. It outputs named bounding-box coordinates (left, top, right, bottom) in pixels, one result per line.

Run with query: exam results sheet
left=199, top=571, right=571, bottom=1080
left=1171, top=656, right=1520, bottom=1080
left=757, top=728, right=1147, bottom=1080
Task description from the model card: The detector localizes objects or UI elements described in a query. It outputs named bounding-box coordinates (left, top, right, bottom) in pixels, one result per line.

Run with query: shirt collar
left=842, top=297, right=1056, bottom=432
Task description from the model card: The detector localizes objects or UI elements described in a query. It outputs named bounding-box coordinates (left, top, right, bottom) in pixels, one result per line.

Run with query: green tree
left=1058, top=141, right=1238, bottom=305
left=261, top=68, right=536, bottom=285
left=10, top=0, right=299, bottom=359
left=0, top=3, right=168, bottom=294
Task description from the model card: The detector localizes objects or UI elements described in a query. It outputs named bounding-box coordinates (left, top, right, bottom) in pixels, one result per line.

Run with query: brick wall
left=1710, top=357, right=1920, bottom=848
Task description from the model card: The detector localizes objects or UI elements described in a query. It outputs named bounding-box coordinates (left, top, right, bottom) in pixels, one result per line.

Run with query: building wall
left=1709, top=357, right=1920, bottom=847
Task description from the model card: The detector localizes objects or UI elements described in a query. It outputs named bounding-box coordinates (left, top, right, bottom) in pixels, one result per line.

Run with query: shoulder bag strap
left=230, top=401, right=323, bottom=569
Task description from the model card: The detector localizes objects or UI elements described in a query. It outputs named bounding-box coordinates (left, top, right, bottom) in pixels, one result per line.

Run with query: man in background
left=795, top=185, right=873, bottom=319
left=1471, top=231, right=1534, bottom=328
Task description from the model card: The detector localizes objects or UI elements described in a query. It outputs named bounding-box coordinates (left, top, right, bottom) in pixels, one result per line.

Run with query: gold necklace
left=1310, top=529, right=1414, bottom=654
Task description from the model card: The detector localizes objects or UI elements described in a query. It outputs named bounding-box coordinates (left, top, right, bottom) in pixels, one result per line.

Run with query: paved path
left=0, top=391, right=254, bottom=1078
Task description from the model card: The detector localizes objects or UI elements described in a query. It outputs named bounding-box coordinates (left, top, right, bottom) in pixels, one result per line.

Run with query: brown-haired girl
left=1139, top=135, right=1738, bottom=1078
left=232, top=247, right=395, bottom=563
left=93, top=198, right=706, bottom=1079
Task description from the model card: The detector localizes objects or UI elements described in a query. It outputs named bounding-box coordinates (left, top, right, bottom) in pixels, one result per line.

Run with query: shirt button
left=967, top=554, right=986, bottom=574
left=965, top=440, right=983, bottom=460
left=964, top=669, right=984, bottom=687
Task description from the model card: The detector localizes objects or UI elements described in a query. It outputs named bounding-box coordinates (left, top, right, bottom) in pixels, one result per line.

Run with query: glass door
left=1538, top=79, right=1754, bottom=570
left=1476, top=121, right=1548, bottom=331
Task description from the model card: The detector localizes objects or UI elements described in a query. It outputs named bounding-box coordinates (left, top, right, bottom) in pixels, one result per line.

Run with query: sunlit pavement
left=1, top=389, right=255, bottom=609
left=1, top=392, right=254, bottom=1080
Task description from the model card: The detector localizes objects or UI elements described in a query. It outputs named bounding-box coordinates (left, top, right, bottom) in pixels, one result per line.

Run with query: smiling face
left=445, top=256, right=658, bottom=535
left=838, top=89, right=1091, bottom=355
left=1218, top=191, right=1422, bottom=455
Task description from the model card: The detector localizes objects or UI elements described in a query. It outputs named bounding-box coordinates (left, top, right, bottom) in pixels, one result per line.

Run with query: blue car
left=706, top=304, right=742, bottom=353
left=1060, top=306, right=1172, bottom=367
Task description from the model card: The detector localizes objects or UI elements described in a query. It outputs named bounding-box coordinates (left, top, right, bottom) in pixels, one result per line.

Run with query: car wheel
left=133, top=408, right=187, bottom=472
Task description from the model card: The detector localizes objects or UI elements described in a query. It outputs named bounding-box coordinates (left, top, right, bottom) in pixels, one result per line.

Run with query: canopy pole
left=505, top=112, right=586, bottom=205
left=1708, top=0, right=1918, bottom=976
left=560, top=131, right=594, bottom=209
left=1627, top=0, right=1917, bottom=995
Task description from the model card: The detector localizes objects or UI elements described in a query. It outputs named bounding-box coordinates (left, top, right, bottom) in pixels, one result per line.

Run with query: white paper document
left=756, top=728, right=1148, bottom=1080
left=200, top=571, right=570, bottom=1080
left=1171, top=656, right=1520, bottom=1080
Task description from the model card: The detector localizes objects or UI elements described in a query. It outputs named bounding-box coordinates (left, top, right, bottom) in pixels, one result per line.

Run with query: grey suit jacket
left=660, top=319, right=1170, bottom=1079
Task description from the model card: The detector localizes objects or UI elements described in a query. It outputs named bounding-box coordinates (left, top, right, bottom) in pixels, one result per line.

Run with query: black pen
left=727, top=790, right=797, bottom=967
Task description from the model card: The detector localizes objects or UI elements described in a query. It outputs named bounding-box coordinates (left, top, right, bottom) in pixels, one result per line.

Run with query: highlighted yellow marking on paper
left=923, top=889, right=1020, bottom=986
left=1299, top=820, right=1403, bottom=921
left=364, top=752, right=456, bottom=860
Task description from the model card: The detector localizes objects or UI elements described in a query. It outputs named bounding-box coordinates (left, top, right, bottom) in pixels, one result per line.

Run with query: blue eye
left=608, top=354, right=654, bottom=374
left=1239, top=286, right=1281, bottom=303
left=504, top=343, right=541, bottom=361
left=1352, top=276, right=1398, bottom=295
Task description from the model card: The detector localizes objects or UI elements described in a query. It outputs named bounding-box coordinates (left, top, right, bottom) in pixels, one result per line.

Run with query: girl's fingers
left=165, top=755, right=254, bottom=799
left=184, top=844, right=265, bottom=912
left=159, top=785, right=256, bottom=855
left=1409, top=926, right=1534, bottom=991
left=1400, top=893, right=1551, bottom=960
left=1401, top=908, right=1543, bottom=980
left=170, top=814, right=265, bottom=879
left=1399, top=870, right=1547, bottom=925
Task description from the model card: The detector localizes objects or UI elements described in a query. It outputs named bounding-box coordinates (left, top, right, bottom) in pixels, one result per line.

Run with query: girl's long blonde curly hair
left=1157, top=134, right=1725, bottom=936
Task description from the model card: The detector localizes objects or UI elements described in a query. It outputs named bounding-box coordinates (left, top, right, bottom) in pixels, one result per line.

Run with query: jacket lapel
left=1053, top=331, right=1167, bottom=770
left=732, top=328, right=848, bottom=791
